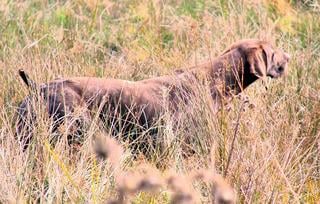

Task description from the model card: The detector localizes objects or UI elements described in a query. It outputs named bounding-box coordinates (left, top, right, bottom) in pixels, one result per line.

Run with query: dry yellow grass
left=0, top=0, right=320, bottom=203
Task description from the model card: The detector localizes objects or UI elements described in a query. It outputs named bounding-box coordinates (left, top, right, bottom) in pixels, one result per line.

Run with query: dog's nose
left=284, top=52, right=290, bottom=61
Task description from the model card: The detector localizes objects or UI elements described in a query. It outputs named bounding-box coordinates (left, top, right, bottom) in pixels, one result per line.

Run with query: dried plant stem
left=224, top=101, right=245, bottom=177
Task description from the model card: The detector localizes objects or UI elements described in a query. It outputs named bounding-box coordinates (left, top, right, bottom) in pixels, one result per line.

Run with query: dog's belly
left=66, top=78, right=166, bottom=137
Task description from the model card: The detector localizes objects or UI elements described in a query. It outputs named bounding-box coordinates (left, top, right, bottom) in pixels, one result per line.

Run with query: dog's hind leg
left=43, top=89, right=91, bottom=147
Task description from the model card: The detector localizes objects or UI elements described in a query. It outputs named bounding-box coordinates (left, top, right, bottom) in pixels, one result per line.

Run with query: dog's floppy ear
left=247, top=43, right=273, bottom=79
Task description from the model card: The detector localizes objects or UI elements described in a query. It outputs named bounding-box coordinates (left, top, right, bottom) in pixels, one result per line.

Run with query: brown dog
left=15, top=39, right=290, bottom=150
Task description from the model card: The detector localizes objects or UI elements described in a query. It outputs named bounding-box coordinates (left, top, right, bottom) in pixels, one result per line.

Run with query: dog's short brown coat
left=15, top=39, right=290, bottom=149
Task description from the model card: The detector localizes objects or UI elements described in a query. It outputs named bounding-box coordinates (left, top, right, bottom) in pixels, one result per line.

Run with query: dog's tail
left=19, top=69, right=37, bottom=91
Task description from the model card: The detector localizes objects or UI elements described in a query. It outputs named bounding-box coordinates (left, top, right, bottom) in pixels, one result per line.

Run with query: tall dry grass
left=0, top=0, right=320, bottom=203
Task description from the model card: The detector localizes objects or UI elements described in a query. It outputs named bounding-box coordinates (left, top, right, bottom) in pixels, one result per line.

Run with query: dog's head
left=265, top=48, right=290, bottom=78
left=224, top=39, right=290, bottom=79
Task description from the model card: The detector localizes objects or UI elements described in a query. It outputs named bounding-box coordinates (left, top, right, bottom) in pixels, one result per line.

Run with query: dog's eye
left=277, top=66, right=284, bottom=72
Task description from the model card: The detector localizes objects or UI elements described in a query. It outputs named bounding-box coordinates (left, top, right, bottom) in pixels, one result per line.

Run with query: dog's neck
left=186, top=49, right=259, bottom=100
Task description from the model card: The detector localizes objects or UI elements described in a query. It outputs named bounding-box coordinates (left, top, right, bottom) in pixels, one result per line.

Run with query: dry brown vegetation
left=1, top=0, right=320, bottom=203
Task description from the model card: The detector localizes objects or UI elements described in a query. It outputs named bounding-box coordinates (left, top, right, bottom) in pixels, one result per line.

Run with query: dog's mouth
left=267, top=65, right=286, bottom=79
left=267, top=71, right=277, bottom=78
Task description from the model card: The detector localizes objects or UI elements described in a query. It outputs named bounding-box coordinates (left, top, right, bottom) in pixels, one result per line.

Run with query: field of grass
left=1, top=0, right=320, bottom=203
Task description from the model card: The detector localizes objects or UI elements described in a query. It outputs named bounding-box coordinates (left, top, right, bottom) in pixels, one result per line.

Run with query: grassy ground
left=1, top=0, right=320, bottom=203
